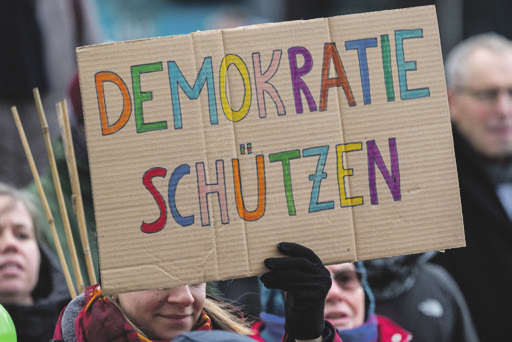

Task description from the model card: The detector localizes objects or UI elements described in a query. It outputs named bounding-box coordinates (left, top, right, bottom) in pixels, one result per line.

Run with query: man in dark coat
left=432, top=32, right=512, bottom=341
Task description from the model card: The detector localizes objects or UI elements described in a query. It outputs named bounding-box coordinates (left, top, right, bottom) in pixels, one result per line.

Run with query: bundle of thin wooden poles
left=11, top=88, right=96, bottom=298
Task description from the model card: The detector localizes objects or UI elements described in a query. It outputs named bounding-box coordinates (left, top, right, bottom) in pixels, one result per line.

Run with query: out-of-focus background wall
left=92, top=0, right=512, bottom=58
left=3, top=0, right=509, bottom=188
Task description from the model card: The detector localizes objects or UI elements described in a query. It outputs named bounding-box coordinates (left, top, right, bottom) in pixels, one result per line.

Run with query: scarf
left=337, top=313, right=378, bottom=342
left=52, top=285, right=212, bottom=342
left=483, top=160, right=512, bottom=219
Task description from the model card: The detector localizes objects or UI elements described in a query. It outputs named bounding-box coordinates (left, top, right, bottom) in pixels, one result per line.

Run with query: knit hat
left=363, top=252, right=436, bottom=300
left=353, top=261, right=375, bottom=321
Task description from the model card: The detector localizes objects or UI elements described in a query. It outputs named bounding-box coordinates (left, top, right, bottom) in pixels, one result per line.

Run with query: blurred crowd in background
left=2, top=1, right=512, bottom=341
left=3, top=0, right=512, bottom=189
left=93, top=0, right=512, bottom=58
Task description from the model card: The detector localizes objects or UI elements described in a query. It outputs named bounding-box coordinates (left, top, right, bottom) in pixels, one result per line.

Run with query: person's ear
left=447, top=88, right=459, bottom=121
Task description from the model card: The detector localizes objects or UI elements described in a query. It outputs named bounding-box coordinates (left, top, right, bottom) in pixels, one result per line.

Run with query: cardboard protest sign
left=77, top=5, right=465, bottom=295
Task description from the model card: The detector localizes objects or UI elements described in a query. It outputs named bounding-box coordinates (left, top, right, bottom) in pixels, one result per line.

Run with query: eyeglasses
left=456, top=86, right=512, bottom=103
left=331, top=270, right=363, bottom=291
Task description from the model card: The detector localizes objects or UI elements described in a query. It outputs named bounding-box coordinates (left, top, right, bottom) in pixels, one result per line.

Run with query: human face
left=117, top=284, right=206, bottom=341
left=0, top=196, right=40, bottom=305
left=449, top=48, right=512, bottom=160
left=324, top=263, right=365, bottom=330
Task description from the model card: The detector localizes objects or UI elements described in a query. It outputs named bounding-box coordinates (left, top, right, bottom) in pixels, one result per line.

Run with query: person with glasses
left=431, top=32, right=512, bottom=341
left=254, top=242, right=411, bottom=342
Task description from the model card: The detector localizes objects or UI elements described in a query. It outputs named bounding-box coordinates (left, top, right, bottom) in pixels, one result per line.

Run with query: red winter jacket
left=257, top=314, right=411, bottom=342
left=375, top=315, right=412, bottom=342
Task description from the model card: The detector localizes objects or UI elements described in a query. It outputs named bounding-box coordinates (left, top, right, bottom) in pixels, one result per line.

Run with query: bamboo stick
left=32, top=88, right=85, bottom=293
left=56, top=99, right=97, bottom=284
left=11, top=106, right=77, bottom=298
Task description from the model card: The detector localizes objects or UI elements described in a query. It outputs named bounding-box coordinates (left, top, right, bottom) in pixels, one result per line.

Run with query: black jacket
left=3, top=244, right=71, bottom=342
left=365, top=253, right=478, bottom=342
left=432, top=126, right=512, bottom=341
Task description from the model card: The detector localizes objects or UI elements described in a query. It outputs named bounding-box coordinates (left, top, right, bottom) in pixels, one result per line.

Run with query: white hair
left=444, top=32, right=512, bottom=88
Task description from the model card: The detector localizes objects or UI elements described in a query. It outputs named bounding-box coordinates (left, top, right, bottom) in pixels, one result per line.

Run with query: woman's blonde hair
left=109, top=290, right=253, bottom=338
left=202, top=297, right=253, bottom=335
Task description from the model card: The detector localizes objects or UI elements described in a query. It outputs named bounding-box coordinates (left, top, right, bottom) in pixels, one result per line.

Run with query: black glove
left=260, top=242, right=332, bottom=340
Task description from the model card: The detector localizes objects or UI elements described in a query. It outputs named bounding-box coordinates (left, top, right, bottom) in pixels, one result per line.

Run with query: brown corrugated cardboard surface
left=77, top=5, right=464, bottom=295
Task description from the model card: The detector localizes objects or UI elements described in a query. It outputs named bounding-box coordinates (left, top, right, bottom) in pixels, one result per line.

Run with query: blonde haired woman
left=51, top=280, right=257, bottom=341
